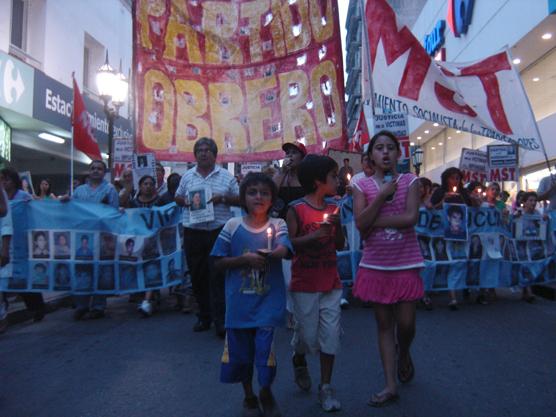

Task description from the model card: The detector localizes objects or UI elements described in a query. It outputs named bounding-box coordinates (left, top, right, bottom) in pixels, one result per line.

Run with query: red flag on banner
left=72, top=77, right=102, bottom=160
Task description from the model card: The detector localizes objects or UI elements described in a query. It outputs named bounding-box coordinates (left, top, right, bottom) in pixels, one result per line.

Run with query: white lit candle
left=347, top=173, right=351, bottom=182
left=477, top=188, right=482, bottom=194
left=452, top=186, right=457, bottom=193
left=323, top=213, right=329, bottom=223
left=482, top=192, right=486, bottom=198
left=266, top=227, right=272, bottom=251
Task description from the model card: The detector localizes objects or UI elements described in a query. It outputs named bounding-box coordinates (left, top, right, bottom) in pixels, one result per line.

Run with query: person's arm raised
left=354, top=182, right=395, bottom=235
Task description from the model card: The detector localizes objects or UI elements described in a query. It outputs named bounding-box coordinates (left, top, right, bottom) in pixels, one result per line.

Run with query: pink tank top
left=356, top=173, right=424, bottom=270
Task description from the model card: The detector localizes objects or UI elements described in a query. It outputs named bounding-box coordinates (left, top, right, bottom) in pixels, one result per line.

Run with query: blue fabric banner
left=336, top=196, right=556, bottom=290
left=2, top=200, right=186, bottom=294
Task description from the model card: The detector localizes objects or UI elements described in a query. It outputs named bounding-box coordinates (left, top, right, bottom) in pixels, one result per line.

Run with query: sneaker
left=242, top=395, right=262, bottom=417
left=292, top=354, right=311, bottom=391
left=340, top=298, right=349, bottom=310
left=138, top=300, right=153, bottom=317
left=318, top=384, right=341, bottom=412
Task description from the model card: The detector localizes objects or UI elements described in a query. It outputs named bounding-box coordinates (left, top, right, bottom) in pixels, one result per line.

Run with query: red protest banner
left=133, top=0, right=347, bottom=162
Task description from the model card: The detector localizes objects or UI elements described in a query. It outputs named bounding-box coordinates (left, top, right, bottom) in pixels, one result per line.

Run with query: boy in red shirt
left=286, top=155, right=344, bottom=412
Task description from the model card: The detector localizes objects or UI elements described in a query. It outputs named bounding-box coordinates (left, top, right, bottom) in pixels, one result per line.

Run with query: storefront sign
left=0, top=50, right=34, bottom=117
left=423, top=20, right=446, bottom=56
left=0, top=117, right=11, bottom=162
left=32, top=71, right=133, bottom=145
left=447, top=0, right=475, bottom=37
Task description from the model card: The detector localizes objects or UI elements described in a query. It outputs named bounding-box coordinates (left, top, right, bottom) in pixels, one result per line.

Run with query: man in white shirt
left=175, top=138, right=239, bottom=338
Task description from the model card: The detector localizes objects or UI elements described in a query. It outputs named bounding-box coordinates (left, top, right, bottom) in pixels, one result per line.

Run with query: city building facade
left=0, top=0, right=133, bottom=193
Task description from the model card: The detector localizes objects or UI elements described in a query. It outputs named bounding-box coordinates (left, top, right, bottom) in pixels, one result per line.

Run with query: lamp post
left=412, top=146, right=424, bottom=176
left=96, top=51, right=128, bottom=177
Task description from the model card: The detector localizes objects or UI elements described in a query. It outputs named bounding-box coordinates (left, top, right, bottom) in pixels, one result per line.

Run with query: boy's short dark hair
left=239, top=172, right=277, bottom=212
left=298, top=155, right=338, bottom=194
left=523, top=191, right=538, bottom=202
left=447, top=205, right=464, bottom=218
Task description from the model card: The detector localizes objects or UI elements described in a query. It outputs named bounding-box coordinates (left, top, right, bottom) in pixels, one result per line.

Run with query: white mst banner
left=365, top=0, right=544, bottom=153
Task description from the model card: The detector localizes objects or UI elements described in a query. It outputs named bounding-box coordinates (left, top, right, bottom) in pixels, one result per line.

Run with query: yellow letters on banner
left=281, top=0, right=311, bottom=53
left=209, top=82, right=248, bottom=152
left=270, top=0, right=287, bottom=58
left=240, top=0, right=269, bottom=63
left=311, top=61, right=342, bottom=140
left=279, top=70, right=316, bottom=145
left=309, top=0, right=334, bottom=43
left=142, top=69, right=175, bottom=150
left=175, top=79, right=210, bottom=153
left=139, top=0, right=166, bottom=49
left=163, top=17, right=203, bottom=64
left=245, top=76, right=277, bottom=152
left=202, top=2, right=243, bottom=65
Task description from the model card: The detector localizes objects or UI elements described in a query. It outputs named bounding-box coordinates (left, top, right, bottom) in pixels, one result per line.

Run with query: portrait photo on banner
left=468, top=234, right=484, bottom=260
left=143, top=260, right=163, bottom=288
left=119, top=235, right=145, bottom=261
left=443, top=204, right=468, bottom=241
left=417, top=235, right=432, bottom=261
left=100, top=232, right=117, bottom=260
left=482, top=233, right=503, bottom=259
left=75, top=263, right=94, bottom=292
left=98, top=264, right=116, bottom=291
left=31, top=261, right=49, bottom=290
left=514, top=215, right=547, bottom=240
left=53, top=262, right=71, bottom=291
left=165, top=254, right=182, bottom=284
left=75, top=232, right=94, bottom=260
left=119, top=264, right=138, bottom=291
left=53, top=231, right=71, bottom=259
left=160, top=226, right=178, bottom=255
left=30, top=230, right=50, bottom=259
left=432, top=237, right=448, bottom=261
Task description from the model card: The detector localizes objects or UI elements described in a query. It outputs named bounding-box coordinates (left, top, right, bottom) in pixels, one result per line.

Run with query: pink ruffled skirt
left=353, top=267, right=424, bottom=305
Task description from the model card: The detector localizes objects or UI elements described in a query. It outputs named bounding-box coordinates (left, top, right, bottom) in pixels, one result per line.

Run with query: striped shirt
left=355, top=173, right=424, bottom=270
left=175, top=165, right=239, bottom=230
left=73, top=180, right=119, bottom=208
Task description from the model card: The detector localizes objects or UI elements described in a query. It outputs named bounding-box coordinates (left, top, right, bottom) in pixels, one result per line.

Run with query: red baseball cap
left=282, top=141, right=307, bottom=156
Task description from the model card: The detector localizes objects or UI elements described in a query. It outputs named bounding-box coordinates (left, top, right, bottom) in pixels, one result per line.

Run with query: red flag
left=350, top=108, right=370, bottom=152
left=72, top=77, right=102, bottom=160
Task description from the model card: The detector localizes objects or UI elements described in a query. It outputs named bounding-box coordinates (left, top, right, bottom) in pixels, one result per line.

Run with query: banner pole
left=359, top=0, right=376, bottom=115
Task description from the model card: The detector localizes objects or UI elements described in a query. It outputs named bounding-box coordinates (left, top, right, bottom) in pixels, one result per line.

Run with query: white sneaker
left=319, top=384, right=341, bottom=412
left=340, top=298, right=349, bottom=309
left=138, top=300, right=153, bottom=317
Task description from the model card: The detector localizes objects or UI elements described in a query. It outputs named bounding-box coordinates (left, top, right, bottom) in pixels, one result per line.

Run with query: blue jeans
left=74, top=295, right=106, bottom=311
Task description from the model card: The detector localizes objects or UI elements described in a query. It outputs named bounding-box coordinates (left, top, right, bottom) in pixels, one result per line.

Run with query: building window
left=10, top=0, right=28, bottom=50
left=83, top=33, right=105, bottom=92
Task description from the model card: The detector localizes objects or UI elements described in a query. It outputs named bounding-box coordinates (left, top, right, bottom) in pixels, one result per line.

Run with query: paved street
left=1, top=291, right=555, bottom=417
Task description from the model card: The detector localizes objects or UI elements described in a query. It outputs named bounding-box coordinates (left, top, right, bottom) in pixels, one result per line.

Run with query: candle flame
left=347, top=173, right=351, bottom=181
left=323, top=213, right=329, bottom=222
left=452, top=186, right=457, bottom=193
left=477, top=188, right=482, bottom=193
left=266, top=227, right=272, bottom=236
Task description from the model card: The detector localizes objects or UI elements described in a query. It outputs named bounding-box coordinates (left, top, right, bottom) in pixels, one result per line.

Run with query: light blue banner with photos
left=415, top=206, right=556, bottom=290
left=1, top=200, right=186, bottom=294
left=336, top=198, right=556, bottom=290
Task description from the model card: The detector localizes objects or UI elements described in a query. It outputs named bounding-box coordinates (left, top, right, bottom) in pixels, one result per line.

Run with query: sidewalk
left=5, top=291, right=72, bottom=325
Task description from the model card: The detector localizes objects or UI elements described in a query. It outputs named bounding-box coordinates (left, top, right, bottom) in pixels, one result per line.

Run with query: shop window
left=83, top=33, right=105, bottom=92
left=10, top=0, right=27, bottom=51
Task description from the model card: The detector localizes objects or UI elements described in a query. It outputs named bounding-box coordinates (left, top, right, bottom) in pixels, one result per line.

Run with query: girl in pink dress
left=352, top=130, right=424, bottom=407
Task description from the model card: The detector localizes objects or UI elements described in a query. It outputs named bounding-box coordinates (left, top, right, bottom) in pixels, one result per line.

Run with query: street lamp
left=412, top=146, right=424, bottom=176
left=96, top=51, right=128, bottom=176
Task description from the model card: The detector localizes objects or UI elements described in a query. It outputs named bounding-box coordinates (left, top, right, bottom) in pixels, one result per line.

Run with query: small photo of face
left=119, top=236, right=142, bottom=261
left=75, top=233, right=94, bottom=260
left=98, top=264, right=115, bottom=291
left=143, top=260, right=162, bottom=288
left=189, top=189, right=206, bottom=211
left=469, top=234, right=483, bottom=260
left=142, top=236, right=160, bottom=260
left=433, top=264, right=449, bottom=289
left=32, top=262, right=49, bottom=289
left=432, top=238, right=448, bottom=261
left=32, top=231, right=50, bottom=259
left=119, top=264, right=138, bottom=290
left=75, top=264, right=94, bottom=292
left=54, top=263, right=71, bottom=290
left=99, top=233, right=117, bottom=260
left=53, top=232, right=71, bottom=259
left=165, top=257, right=181, bottom=283
left=448, top=241, right=467, bottom=260
left=529, top=240, right=545, bottom=261
left=516, top=240, right=528, bottom=261
left=444, top=204, right=467, bottom=241
left=417, top=235, right=432, bottom=260
left=160, top=227, right=177, bottom=255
